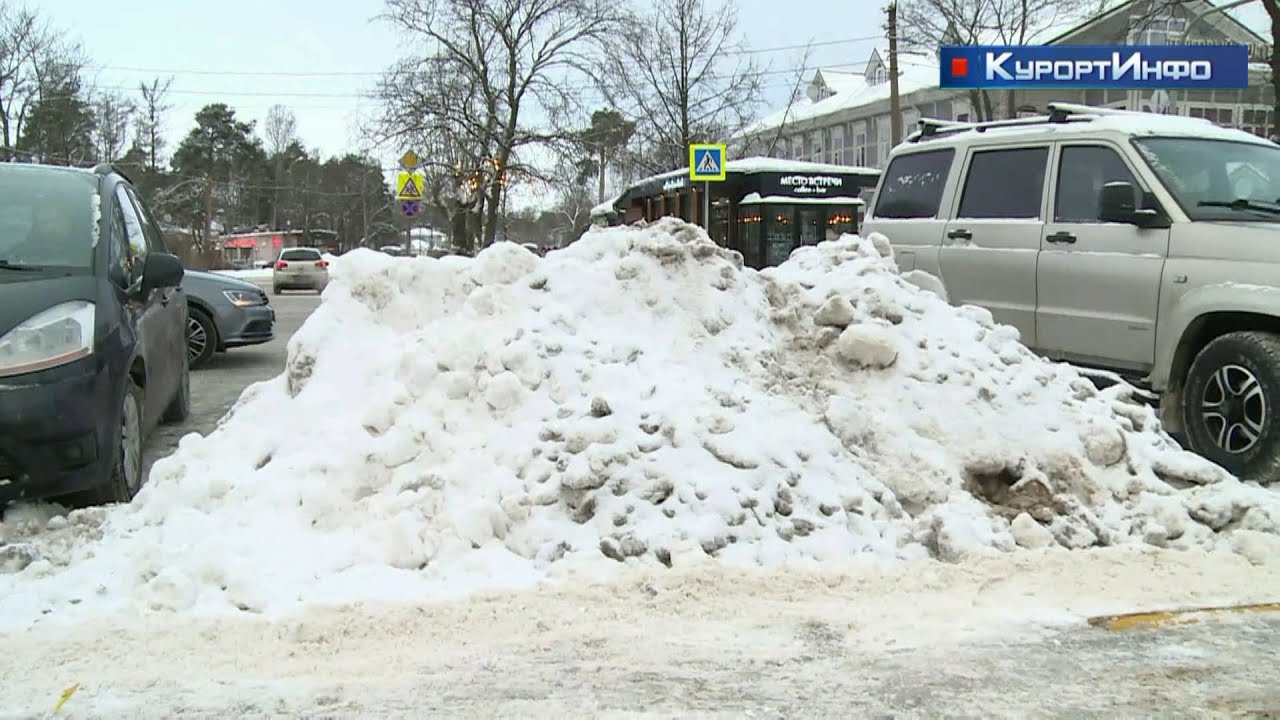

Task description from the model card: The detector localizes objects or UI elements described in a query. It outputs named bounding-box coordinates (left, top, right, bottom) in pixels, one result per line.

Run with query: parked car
left=863, top=102, right=1280, bottom=483
left=181, top=270, right=275, bottom=368
left=0, top=162, right=189, bottom=507
left=272, top=247, right=329, bottom=294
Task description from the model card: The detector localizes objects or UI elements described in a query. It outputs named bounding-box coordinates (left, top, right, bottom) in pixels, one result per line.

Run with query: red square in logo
left=950, top=57, right=969, bottom=77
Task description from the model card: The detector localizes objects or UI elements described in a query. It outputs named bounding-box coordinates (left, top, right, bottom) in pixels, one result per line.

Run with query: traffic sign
left=689, top=143, right=727, bottom=182
left=400, top=200, right=420, bottom=217
left=399, top=150, right=420, bottom=170
left=396, top=171, right=423, bottom=200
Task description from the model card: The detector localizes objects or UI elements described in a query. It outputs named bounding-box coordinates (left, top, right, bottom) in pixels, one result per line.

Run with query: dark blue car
left=0, top=163, right=188, bottom=507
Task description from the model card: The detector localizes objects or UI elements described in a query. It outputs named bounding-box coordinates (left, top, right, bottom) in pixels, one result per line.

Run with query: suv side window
left=957, top=147, right=1049, bottom=219
left=873, top=149, right=954, bottom=219
left=114, top=184, right=149, bottom=274
left=1054, top=145, right=1141, bottom=223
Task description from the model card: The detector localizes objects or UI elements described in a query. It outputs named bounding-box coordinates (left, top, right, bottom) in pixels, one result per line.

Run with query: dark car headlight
left=222, top=290, right=267, bottom=308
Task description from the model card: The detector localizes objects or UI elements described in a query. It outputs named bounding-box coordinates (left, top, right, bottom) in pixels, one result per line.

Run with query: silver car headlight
left=223, top=289, right=266, bottom=307
left=0, top=300, right=96, bottom=378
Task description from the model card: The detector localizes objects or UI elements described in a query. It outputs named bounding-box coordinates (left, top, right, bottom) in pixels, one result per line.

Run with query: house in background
left=735, top=0, right=1274, bottom=179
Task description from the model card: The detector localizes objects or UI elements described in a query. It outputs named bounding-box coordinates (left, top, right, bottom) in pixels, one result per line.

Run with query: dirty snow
left=1, top=218, right=1278, bottom=632
left=4, top=544, right=1280, bottom=718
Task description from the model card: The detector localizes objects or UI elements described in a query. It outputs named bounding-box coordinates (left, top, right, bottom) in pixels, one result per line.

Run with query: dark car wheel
left=1183, top=331, right=1280, bottom=484
left=75, top=380, right=145, bottom=506
left=187, top=308, right=218, bottom=369
left=162, top=352, right=191, bottom=424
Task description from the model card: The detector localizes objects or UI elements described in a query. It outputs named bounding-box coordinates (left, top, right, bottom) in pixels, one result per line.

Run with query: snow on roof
left=591, top=196, right=621, bottom=216
left=746, top=54, right=938, bottom=135
left=738, top=192, right=866, bottom=206
left=728, top=156, right=881, bottom=176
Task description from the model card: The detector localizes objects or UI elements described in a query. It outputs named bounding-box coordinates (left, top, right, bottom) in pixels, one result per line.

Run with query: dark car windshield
left=281, top=248, right=321, bottom=261
left=0, top=165, right=98, bottom=270
left=1132, top=136, right=1280, bottom=222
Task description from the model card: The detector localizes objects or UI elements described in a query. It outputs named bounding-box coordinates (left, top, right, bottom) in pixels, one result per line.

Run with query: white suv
left=863, top=102, right=1280, bottom=483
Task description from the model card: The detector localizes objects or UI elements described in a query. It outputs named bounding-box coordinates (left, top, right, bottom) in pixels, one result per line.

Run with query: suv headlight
left=0, top=301, right=96, bottom=378
left=223, top=289, right=266, bottom=307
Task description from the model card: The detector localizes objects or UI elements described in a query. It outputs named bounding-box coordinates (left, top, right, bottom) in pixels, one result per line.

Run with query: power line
left=93, top=34, right=886, bottom=78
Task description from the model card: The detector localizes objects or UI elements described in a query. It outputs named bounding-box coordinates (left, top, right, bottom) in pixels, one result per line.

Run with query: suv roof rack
left=907, top=101, right=1196, bottom=143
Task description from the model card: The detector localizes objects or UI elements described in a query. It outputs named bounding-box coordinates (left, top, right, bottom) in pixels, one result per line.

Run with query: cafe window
left=764, top=205, right=795, bottom=267
left=737, top=206, right=763, bottom=266
left=827, top=206, right=857, bottom=239
left=710, top=199, right=730, bottom=246
left=799, top=207, right=822, bottom=246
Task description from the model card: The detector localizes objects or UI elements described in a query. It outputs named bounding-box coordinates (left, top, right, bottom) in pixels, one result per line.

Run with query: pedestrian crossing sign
left=396, top=171, right=423, bottom=200
left=689, top=143, right=727, bottom=181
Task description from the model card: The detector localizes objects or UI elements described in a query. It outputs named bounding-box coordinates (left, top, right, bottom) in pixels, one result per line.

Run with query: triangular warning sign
left=397, top=172, right=422, bottom=200
left=696, top=150, right=720, bottom=175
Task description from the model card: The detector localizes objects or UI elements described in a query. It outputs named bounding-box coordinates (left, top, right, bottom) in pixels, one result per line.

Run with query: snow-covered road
left=5, top=545, right=1279, bottom=718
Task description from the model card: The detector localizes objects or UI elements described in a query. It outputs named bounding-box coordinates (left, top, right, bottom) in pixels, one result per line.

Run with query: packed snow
left=1, top=218, right=1278, bottom=631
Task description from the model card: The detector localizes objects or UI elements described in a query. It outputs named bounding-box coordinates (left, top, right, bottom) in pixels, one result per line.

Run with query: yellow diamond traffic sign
left=398, top=150, right=420, bottom=170
left=396, top=171, right=423, bottom=200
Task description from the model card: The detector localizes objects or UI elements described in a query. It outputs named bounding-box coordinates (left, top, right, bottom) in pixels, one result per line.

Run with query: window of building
left=1188, top=106, right=1235, bottom=126
left=872, top=148, right=955, bottom=219
left=832, top=125, right=845, bottom=165
left=1053, top=145, right=1140, bottom=223
left=822, top=128, right=833, bottom=164
left=764, top=205, right=795, bottom=266
left=736, top=206, right=763, bottom=266
left=876, top=120, right=890, bottom=167
left=957, top=147, right=1049, bottom=219
left=1241, top=107, right=1275, bottom=137
left=1130, top=15, right=1187, bottom=44
left=871, top=63, right=887, bottom=85
left=854, top=130, right=867, bottom=166
left=955, top=112, right=970, bottom=122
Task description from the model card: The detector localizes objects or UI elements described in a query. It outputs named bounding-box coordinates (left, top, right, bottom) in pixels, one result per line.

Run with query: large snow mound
left=1, top=218, right=1277, bottom=628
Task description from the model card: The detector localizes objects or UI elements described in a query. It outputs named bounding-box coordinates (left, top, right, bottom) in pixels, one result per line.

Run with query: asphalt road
left=142, top=282, right=321, bottom=480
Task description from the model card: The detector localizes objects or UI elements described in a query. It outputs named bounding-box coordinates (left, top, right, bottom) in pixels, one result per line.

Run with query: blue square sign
left=689, top=143, right=727, bottom=181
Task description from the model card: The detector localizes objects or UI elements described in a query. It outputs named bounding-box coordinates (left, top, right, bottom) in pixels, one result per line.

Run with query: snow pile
left=1, top=218, right=1277, bottom=627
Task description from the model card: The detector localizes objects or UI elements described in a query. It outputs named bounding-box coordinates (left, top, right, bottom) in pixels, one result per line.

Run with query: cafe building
left=592, top=157, right=880, bottom=269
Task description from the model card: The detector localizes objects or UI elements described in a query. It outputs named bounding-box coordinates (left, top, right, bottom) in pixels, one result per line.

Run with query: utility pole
left=887, top=2, right=903, bottom=146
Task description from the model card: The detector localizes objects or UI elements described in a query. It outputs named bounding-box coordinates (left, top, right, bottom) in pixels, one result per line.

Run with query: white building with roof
left=735, top=0, right=1274, bottom=171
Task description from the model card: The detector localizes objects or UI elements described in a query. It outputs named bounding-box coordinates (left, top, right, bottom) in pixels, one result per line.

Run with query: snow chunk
left=835, top=324, right=899, bottom=368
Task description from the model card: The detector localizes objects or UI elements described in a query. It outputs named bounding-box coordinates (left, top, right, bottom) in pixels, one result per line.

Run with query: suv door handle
left=947, top=229, right=972, bottom=240
left=1046, top=231, right=1077, bottom=244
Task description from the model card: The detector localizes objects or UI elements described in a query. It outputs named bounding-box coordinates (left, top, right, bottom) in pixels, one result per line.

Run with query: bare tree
left=0, top=3, right=58, bottom=159
left=134, top=76, right=173, bottom=172
left=381, top=0, right=618, bottom=248
left=264, top=104, right=297, bottom=156
left=602, top=0, right=765, bottom=174
left=898, top=0, right=1087, bottom=121
left=92, top=91, right=134, bottom=162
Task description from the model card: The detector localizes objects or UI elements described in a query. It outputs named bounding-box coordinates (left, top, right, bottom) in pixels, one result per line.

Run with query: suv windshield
left=1132, top=137, right=1280, bottom=222
left=281, top=248, right=321, bottom=261
left=0, top=166, right=98, bottom=270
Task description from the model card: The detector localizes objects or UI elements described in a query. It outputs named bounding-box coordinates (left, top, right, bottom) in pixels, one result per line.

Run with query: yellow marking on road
left=1088, top=603, right=1280, bottom=631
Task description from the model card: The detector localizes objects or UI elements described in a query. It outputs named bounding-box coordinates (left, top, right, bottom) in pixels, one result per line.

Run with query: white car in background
left=272, top=247, right=329, bottom=295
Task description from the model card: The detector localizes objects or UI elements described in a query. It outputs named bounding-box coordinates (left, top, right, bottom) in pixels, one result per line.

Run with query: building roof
left=744, top=53, right=937, bottom=136
left=744, top=0, right=1272, bottom=138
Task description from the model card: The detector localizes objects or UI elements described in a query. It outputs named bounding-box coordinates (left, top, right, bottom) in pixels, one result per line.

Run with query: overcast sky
left=44, top=0, right=888, bottom=173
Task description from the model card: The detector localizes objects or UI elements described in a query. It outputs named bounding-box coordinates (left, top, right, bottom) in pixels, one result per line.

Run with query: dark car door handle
left=1046, top=231, right=1077, bottom=244
left=947, top=229, right=972, bottom=240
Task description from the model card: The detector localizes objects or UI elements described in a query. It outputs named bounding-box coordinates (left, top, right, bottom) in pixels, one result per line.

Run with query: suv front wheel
left=1183, top=331, right=1280, bottom=484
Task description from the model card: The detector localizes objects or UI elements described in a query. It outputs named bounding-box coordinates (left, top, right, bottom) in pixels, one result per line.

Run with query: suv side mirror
left=138, top=252, right=184, bottom=297
left=1099, top=181, right=1163, bottom=227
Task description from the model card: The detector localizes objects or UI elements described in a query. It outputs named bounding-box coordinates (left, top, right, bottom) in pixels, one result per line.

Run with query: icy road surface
left=4, top=546, right=1280, bottom=719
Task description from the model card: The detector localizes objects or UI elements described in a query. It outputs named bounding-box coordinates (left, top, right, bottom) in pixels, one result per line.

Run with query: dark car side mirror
left=138, top=252, right=184, bottom=297
left=1099, top=181, right=1163, bottom=227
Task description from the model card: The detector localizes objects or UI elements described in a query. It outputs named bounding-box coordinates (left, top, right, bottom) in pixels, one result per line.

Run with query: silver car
left=272, top=247, right=329, bottom=294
